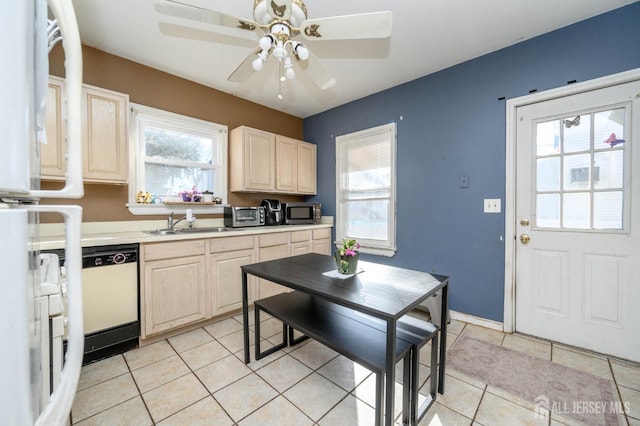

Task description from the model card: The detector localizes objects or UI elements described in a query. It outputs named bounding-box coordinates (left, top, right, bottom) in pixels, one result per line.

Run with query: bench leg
left=287, top=326, right=309, bottom=347
left=254, top=305, right=288, bottom=361
left=375, top=372, right=383, bottom=426
left=402, top=350, right=412, bottom=425
left=413, top=333, right=439, bottom=424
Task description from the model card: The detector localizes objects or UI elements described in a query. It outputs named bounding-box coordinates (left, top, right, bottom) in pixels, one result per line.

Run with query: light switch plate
left=484, top=198, right=501, bottom=213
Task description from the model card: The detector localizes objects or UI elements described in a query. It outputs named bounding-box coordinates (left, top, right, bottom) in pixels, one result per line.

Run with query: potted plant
left=335, top=238, right=360, bottom=274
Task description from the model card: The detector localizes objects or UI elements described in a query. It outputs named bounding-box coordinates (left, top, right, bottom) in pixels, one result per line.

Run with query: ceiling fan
left=153, top=0, right=392, bottom=97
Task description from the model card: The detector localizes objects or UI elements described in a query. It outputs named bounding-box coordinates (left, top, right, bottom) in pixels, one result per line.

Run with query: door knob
left=520, top=218, right=530, bottom=226
left=520, top=234, right=530, bottom=244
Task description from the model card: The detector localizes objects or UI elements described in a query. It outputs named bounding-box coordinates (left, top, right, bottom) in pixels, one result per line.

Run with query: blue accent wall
left=303, top=3, right=640, bottom=322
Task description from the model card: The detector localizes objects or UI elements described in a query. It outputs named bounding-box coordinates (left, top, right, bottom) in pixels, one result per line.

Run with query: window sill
left=127, top=203, right=228, bottom=216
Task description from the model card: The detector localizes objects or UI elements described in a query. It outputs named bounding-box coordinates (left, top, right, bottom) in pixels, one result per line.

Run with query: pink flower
left=345, top=249, right=356, bottom=257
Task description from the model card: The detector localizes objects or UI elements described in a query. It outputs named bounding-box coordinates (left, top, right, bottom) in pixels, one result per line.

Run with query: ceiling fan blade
left=300, top=11, right=392, bottom=41
left=154, top=0, right=261, bottom=34
left=228, top=48, right=261, bottom=83
left=295, top=50, right=336, bottom=90
left=267, top=0, right=292, bottom=21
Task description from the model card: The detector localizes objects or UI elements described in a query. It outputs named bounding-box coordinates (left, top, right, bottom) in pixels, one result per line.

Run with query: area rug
left=447, top=335, right=620, bottom=425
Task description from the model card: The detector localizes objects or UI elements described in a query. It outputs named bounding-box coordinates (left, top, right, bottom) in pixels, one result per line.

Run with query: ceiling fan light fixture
left=252, top=49, right=269, bottom=71
left=259, top=34, right=273, bottom=51
left=292, top=42, right=309, bottom=61
left=273, top=42, right=285, bottom=60
left=284, top=57, right=295, bottom=79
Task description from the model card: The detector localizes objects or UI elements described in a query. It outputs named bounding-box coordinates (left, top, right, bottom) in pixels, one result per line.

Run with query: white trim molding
left=503, top=68, right=640, bottom=333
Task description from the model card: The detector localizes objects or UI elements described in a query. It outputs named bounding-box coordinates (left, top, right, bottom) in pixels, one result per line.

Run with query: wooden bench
left=253, top=291, right=438, bottom=425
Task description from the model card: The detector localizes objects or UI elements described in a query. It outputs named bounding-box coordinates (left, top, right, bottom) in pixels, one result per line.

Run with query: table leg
left=242, top=271, right=250, bottom=364
left=385, top=320, right=396, bottom=426
left=438, top=283, right=448, bottom=394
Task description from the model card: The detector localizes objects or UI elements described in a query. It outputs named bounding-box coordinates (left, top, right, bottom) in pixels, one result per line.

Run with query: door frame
left=503, top=67, right=640, bottom=333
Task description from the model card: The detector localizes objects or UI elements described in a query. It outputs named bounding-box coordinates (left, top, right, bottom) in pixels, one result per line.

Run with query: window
left=534, top=107, right=627, bottom=230
left=336, top=122, right=396, bottom=256
left=129, top=104, right=227, bottom=212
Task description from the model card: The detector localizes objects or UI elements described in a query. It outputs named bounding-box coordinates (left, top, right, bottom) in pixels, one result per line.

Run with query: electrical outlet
left=484, top=198, right=501, bottom=213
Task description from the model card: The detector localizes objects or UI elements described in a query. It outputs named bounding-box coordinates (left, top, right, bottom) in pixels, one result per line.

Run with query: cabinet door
left=243, top=127, right=276, bottom=191
left=297, top=141, right=317, bottom=194
left=312, top=228, right=331, bottom=255
left=312, top=240, right=331, bottom=255
left=41, top=78, right=65, bottom=179
left=142, top=255, right=208, bottom=337
left=275, top=135, right=297, bottom=193
left=257, top=243, right=290, bottom=299
left=210, top=248, right=256, bottom=316
left=291, top=242, right=312, bottom=256
left=82, top=85, right=128, bottom=183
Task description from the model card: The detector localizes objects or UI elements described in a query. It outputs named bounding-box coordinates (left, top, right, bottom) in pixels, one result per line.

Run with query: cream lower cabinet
left=312, top=228, right=332, bottom=255
left=290, top=230, right=312, bottom=255
left=256, top=232, right=290, bottom=299
left=141, top=240, right=208, bottom=338
left=42, top=77, right=129, bottom=183
left=140, top=226, right=333, bottom=339
left=209, top=235, right=256, bottom=316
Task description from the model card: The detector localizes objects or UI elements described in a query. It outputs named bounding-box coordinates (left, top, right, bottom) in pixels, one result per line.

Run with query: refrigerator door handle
left=18, top=205, right=84, bottom=426
left=30, top=0, right=83, bottom=200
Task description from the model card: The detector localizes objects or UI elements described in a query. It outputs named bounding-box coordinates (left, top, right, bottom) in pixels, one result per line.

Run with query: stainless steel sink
left=145, top=226, right=233, bottom=236
left=144, top=229, right=179, bottom=236
left=177, top=227, right=230, bottom=233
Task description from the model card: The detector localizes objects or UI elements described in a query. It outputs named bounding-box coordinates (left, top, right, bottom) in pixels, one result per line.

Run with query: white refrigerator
left=0, top=0, right=85, bottom=424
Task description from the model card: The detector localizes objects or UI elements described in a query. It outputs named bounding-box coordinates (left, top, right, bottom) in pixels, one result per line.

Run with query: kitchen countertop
left=39, top=218, right=333, bottom=251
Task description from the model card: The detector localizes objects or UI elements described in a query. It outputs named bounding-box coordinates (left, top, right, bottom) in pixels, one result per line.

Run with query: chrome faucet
left=167, top=211, right=194, bottom=230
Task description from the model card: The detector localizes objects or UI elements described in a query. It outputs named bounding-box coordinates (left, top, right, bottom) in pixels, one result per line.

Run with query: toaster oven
left=224, top=206, right=265, bottom=227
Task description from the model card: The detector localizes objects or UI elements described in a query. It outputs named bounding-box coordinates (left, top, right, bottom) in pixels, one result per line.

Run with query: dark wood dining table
left=241, top=253, right=449, bottom=426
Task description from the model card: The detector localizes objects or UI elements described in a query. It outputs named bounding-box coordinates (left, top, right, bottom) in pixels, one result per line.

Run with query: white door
left=515, top=79, right=640, bottom=362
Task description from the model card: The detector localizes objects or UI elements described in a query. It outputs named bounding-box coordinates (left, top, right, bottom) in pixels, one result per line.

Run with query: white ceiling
left=70, top=0, right=636, bottom=118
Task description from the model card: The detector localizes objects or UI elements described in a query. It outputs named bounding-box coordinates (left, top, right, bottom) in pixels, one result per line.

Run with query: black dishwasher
left=56, top=243, right=140, bottom=364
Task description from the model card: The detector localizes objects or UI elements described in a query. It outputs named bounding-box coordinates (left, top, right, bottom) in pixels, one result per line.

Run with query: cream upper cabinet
left=275, top=135, right=297, bottom=193
left=42, top=77, right=129, bottom=184
left=41, top=77, right=66, bottom=177
left=230, top=125, right=316, bottom=195
left=82, top=84, right=128, bottom=183
left=297, top=140, right=317, bottom=195
left=230, top=126, right=276, bottom=192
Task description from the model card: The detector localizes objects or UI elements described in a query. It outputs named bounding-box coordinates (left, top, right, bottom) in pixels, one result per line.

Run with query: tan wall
left=42, top=45, right=303, bottom=223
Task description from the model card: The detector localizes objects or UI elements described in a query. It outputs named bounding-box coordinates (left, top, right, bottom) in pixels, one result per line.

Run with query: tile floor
left=69, top=311, right=640, bottom=425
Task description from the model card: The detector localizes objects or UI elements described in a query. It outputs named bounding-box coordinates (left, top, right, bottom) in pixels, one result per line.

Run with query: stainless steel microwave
left=282, top=202, right=321, bottom=225
left=224, top=206, right=265, bottom=227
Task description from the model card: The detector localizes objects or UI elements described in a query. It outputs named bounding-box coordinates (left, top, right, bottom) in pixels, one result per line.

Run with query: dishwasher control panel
left=81, top=244, right=138, bottom=269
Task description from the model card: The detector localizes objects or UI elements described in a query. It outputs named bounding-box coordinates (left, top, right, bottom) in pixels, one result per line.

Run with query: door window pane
left=563, top=154, right=591, bottom=190
left=563, top=192, right=590, bottom=229
left=594, top=151, right=623, bottom=189
left=594, top=108, right=625, bottom=150
left=537, top=157, right=560, bottom=191
left=536, top=120, right=560, bottom=156
left=563, top=114, right=590, bottom=153
left=593, top=191, right=623, bottom=230
left=537, top=194, right=560, bottom=228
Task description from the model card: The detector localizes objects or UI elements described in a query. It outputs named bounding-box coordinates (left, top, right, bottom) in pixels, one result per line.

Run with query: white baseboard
left=450, top=310, right=504, bottom=332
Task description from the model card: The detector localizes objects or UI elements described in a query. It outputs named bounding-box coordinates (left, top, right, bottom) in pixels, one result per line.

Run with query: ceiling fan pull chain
left=278, top=62, right=284, bottom=100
